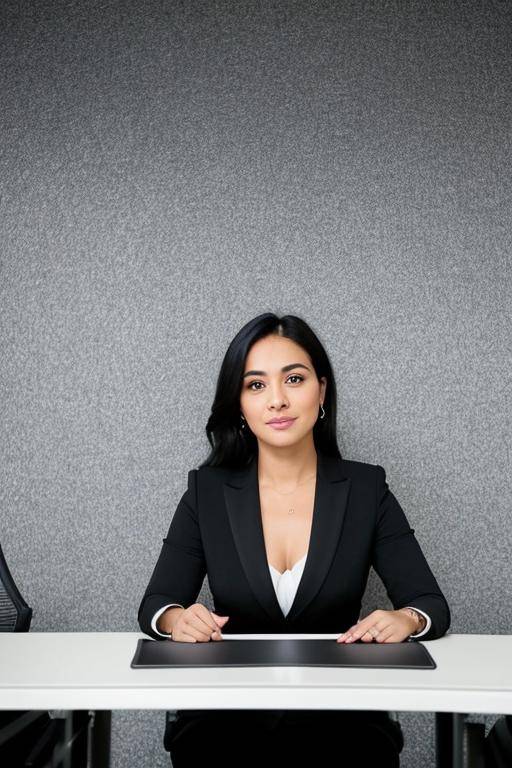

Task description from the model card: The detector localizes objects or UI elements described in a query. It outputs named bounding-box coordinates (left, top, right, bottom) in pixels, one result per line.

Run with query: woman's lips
left=267, top=418, right=297, bottom=430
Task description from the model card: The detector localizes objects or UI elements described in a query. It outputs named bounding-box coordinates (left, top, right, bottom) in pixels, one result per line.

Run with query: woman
left=137, top=312, right=451, bottom=768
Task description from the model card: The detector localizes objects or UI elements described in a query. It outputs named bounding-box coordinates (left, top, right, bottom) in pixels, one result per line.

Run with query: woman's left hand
left=336, top=609, right=417, bottom=644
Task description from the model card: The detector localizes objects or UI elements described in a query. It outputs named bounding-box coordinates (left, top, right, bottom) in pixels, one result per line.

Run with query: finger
left=208, top=613, right=225, bottom=640
left=342, top=611, right=384, bottom=643
left=191, top=609, right=223, bottom=639
left=338, top=612, right=390, bottom=643
left=347, top=619, right=386, bottom=643
left=198, top=607, right=224, bottom=633
left=209, top=614, right=225, bottom=635
left=184, top=617, right=217, bottom=642
left=369, top=621, right=393, bottom=643
left=337, top=612, right=385, bottom=643
left=173, top=631, right=197, bottom=643
left=343, top=622, right=375, bottom=643
left=197, top=616, right=225, bottom=642
left=376, top=617, right=404, bottom=642
left=336, top=623, right=360, bottom=642
left=364, top=619, right=398, bottom=643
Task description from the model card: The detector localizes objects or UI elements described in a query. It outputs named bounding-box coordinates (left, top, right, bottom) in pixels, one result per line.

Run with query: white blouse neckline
left=268, top=551, right=307, bottom=576
left=268, top=552, right=308, bottom=617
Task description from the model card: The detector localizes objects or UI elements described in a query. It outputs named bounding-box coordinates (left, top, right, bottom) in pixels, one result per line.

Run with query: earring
left=240, top=413, right=246, bottom=430
left=319, top=403, right=325, bottom=419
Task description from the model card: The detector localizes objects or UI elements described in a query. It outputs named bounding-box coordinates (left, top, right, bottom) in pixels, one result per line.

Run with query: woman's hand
left=170, top=603, right=230, bottom=643
left=336, top=609, right=418, bottom=644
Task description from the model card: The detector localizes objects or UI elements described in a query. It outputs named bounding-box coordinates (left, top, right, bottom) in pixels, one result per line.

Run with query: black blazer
left=138, top=451, right=450, bottom=642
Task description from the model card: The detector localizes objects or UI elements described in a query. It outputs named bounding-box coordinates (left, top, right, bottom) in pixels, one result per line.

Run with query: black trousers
left=164, top=709, right=404, bottom=768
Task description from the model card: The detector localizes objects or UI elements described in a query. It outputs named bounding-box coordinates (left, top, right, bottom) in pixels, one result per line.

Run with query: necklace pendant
left=288, top=508, right=294, bottom=514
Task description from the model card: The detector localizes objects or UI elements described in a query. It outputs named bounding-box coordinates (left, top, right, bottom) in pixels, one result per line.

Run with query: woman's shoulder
left=193, top=463, right=231, bottom=475
left=337, top=456, right=385, bottom=482
left=190, top=463, right=232, bottom=481
left=341, top=457, right=382, bottom=470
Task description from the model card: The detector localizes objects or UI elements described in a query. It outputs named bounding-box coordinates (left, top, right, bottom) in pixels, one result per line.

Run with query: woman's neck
left=257, top=442, right=318, bottom=490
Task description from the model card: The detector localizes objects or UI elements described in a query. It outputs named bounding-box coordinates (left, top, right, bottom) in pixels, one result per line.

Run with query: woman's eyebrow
left=243, top=363, right=311, bottom=379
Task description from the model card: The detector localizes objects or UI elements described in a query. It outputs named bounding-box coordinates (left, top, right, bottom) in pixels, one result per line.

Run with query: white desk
left=1, top=632, right=511, bottom=767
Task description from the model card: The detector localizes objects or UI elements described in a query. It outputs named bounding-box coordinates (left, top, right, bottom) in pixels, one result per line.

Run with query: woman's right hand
left=170, top=603, right=230, bottom=642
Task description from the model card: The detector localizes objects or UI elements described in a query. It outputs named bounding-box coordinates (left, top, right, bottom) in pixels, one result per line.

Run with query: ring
left=370, top=628, right=379, bottom=638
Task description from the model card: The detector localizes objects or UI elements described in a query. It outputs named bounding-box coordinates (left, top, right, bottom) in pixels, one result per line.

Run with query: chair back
left=0, top=542, right=32, bottom=632
left=0, top=542, right=94, bottom=766
left=485, top=716, right=512, bottom=768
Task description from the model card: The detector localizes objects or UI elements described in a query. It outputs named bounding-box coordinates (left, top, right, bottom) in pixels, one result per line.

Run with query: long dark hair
left=198, top=313, right=342, bottom=470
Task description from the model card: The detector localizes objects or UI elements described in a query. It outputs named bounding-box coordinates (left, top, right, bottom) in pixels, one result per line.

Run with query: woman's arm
left=152, top=604, right=185, bottom=637
left=137, top=469, right=206, bottom=640
left=371, top=465, right=451, bottom=640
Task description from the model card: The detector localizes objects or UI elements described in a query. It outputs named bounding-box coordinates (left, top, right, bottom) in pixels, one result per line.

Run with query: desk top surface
left=1, top=632, right=511, bottom=714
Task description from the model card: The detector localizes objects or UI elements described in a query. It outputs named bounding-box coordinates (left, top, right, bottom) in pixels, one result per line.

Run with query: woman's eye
left=247, top=375, right=304, bottom=390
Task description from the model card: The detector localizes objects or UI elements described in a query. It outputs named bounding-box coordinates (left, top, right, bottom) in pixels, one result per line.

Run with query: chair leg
left=88, top=710, right=111, bottom=768
left=465, top=722, right=486, bottom=768
left=436, top=712, right=466, bottom=768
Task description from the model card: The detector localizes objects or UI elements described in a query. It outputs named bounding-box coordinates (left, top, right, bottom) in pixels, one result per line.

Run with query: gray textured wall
left=1, top=1, right=511, bottom=766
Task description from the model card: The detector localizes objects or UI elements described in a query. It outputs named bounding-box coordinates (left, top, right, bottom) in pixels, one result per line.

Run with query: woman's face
left=239, top=334, right=327, bottom=448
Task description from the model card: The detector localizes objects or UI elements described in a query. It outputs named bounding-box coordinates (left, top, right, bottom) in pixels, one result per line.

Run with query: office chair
left=0, top=541, right=90, bottom=767
left=485, top=715, right=512, bottom=767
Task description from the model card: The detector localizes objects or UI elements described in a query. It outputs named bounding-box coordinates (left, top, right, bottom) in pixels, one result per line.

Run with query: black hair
left=198, top=312, right=342, bottom=470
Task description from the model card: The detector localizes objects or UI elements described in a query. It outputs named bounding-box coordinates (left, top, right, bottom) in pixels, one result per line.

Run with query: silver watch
left=403, top=607, right=425, bottom=631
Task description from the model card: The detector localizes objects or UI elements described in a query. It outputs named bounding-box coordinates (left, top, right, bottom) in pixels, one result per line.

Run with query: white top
left=151, top=553, right=432, bottom=638
left=268, top=552, right=308, bottom=617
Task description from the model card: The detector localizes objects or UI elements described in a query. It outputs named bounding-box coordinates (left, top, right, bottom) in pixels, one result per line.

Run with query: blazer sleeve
left=371, top=465, right=451, bottom=641
left=137, top=469, right=207, bottom=640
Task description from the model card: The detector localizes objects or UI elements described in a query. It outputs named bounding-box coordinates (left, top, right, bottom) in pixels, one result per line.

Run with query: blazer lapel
left=223, top=450, right=352, bottom=624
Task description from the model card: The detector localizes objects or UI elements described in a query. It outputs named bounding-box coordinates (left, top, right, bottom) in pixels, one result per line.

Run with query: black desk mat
left=131, top=638, right=436, bottom=669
